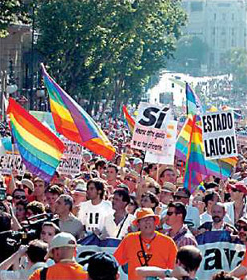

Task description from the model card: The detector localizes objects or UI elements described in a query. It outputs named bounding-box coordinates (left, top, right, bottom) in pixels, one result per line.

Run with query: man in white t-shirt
left=78, top=179, right=114, bottom=238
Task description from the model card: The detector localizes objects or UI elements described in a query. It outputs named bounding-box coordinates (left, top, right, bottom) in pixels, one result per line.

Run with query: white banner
left=131, top=102, right=172, bottom=153
left=202, top=110, right=238, bottom=160
left=145, top=120, right=177, bottom=164
left=196, top=231, right=245, bottom=279
left=57, top=139, right=83, bottom=177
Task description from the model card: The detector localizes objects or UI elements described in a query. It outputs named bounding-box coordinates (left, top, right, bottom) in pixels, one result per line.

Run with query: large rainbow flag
left=7, top=98, right=65, bottom=182
left=176, top=115, right=237, bottom=191
left=42, top=64, right=115, bottom=160
left=123, top=105, right=135, bottom=134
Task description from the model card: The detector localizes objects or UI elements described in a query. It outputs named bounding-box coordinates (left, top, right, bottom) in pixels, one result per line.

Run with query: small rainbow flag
left=123, top=105, right=135, bottom=134
left=42, top=64, right=115, bottom=160
left=7, top=98, right=65, bottom=182
left=186, top=83, right=203, bottom=116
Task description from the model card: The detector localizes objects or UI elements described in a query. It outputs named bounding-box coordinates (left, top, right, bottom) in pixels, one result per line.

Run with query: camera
left=0, top=187, right=6, bottom=201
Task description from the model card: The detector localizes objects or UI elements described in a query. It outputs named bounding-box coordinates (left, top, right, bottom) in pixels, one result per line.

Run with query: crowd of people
left=1, top=119, right=247, bottom=280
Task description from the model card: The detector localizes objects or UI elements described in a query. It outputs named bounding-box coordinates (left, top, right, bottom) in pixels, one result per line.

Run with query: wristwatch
left=164, top=269, right=172, bottom=277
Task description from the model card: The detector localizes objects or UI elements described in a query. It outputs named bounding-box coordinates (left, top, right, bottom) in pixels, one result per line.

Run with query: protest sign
left=196, top=231, right=245, bottom=279
left=145, top=120, right=178, bottom=164
left=131, top=102, right=172, bottom=153
left=237, top=131, right=247, bottom=146
left=0, top=137, right=26, bottom=176
left=57, top=139, right=83, bottom=176
left=202, top=110, right=238, bottom=160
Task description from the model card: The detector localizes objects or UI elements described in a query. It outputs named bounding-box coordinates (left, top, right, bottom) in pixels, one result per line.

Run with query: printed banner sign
left=145, top=120, right=178, bottom=164
left=196, top=231, right=245, bottom=279
left=202, top=110, right=238, bottom=160
left=131, top=102, right=172, bottom=153
left=57, top=139, right=83, bottom=176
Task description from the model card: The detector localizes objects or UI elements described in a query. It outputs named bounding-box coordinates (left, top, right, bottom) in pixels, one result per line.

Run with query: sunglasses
left=13, top=195, right=26, bottom=200
left=125, top=177, right=137, bottom=183
left=166, top=211, right=176, bottom=216
left=236, top=224, right=247, bottom=231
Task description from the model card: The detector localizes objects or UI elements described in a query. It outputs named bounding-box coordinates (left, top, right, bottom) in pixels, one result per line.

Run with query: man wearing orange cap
left=114, top=208, right=177, bottom=280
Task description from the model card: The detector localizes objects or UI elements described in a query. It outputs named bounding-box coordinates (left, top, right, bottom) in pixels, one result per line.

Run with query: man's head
left=123, top=171, right=138, bottom=193
left=236, top=216, right=247, bottom=243
left=159, top=167, right=177, bottom=185
left=26, top=201, right=45, bottom=218
left=45, top=185, right=63, bottom=212
left=159, top=182, right=176, bottom=205
left=146, top=164, right=158, bottom=180
left=95, top=159, right=107, bottom=177
left=48, top=232, right=77, bottom=263
left=33, top=178, right=45, bottom=199
left=112, top=188, right=130, bottom=211
left=204, top=191, right=220, bottom=212
left=133, top=208, right=160, bottom=235
left=176, top=246, right=202, bottom=277
left=87, top=252, right=119, bottom=280
left=12, top=188, right=26, bottom=205
left=71, top=180, right=87, bottom=205
left=86, top=179, right=105, bottom=200
left=55, top=194, right=73, bottom=216
left=27, top=239, right=48, bottom=264
left=165, top=202, right=186, bottom=228
left=212, top=202, right=226, bottom=224
left=174, top=187, right=190, bottom=205
left=107, top=163, right=118, bottom=182
left=40, top=222, right=60, bottom=245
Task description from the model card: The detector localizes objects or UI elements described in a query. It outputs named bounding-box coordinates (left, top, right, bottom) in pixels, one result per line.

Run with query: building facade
left=181, top=0, right=247, bottom=71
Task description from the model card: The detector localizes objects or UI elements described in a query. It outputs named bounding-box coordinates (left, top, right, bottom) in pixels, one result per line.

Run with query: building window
left=232, top=14, right=234, bottom=21
left=222, top=13, right=226, bottom=21
left=231, top=39, right=235, bottom=47
left=191, top=2, right=203, bottom=12
left=221, top=28, right=226, bottom=36
left=214, top=13, right=216, bottom=20
left=232, top=28, right=235, bottom=36
left=212, top=27, right=215, bottom=35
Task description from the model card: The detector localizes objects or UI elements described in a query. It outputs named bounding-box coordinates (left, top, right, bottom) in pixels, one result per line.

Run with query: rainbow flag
left=176, top=116, right=237, bottom=185
left=183, top=115, right=207, bottom=193
left=7, top=98, right=65, bottom=182
left=123, top=105, right=135, bottom=134
left=42, top=64, right=115, bottom=160
left=186, top=83, right=203, bottom=115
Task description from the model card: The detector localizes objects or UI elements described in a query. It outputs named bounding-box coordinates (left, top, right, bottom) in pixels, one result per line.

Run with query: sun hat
left=133, top=158, right=143, bottom=165
left=21, top=179, right=34, bottom=192
left=132, top=208, right=160, bottom=226
left=161, top=182, right=176, bottom=193
left=231, top=182, right=247, bottom=195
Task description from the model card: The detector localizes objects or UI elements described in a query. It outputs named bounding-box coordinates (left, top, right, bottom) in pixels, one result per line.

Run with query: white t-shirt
left=78, top=200, right=114, bottom=235
left=107, top=213, right=135, bottom=239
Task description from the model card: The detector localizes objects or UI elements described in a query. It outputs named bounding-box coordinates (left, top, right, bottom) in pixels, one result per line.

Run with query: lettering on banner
left=0, top=154, right=25, bottom=176
left=138, top=107, right=170, bottom=129
left=202, top=110, right=238, bottom=160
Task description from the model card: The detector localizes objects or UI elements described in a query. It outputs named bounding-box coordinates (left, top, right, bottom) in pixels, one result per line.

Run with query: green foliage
left=224, top=48, right=247, bottom=87
left=36, top=0, right=186, bottom=113
left=173, top=35, right=209, bottom=69
left=0, top=0, right=29, bottom=37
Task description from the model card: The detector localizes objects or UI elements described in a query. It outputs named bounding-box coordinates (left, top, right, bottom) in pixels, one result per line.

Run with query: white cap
left=49, top=232, right=77, bottom=251
left=133, top=158, right=143, bottom=165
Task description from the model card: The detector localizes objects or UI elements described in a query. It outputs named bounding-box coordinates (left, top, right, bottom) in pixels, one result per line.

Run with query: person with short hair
left=78, top=179, right=114, bottom=237
left=26, top=201, right=45, bottom=218
left=87, top=252, right=119, bottom=280
left=55, top=194, right=84, bottom=239
left=33, top=178, right=46, bottom=204
left=45, top=185, right=63, bottom=213
left=0, top=239, right=48, bottom=280
left=114, top=208, right=177, bottom=280
left=29, top=233, right=87, bottom=280
left=165, top=202, right=198, bottom=248
left=106, top=163, right=121, bottom=188
left=40, top=222, right=61, bottom=245
left=95, top=159, right=107, bottom=179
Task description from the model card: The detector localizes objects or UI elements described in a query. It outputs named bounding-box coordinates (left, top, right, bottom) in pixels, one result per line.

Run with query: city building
left=181, top=0, right=247, bottom=71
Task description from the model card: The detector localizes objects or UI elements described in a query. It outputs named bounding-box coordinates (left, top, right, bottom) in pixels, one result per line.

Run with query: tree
left=224, top=48, right=247, bottom=87
left=36, top=0, right=186, bottom=114
left=171, top=35, right=209, bottom=73
left=0, top=0, right=29, bottom=37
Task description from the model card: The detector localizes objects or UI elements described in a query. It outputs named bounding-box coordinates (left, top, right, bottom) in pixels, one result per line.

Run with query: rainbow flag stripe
left=7, top=98, right=65, bottom=182
left=42, top=64, right=115, bottom=160
left=123, top=105, right=135, bottom=134
left=186, top=83, right=203, bottom=115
